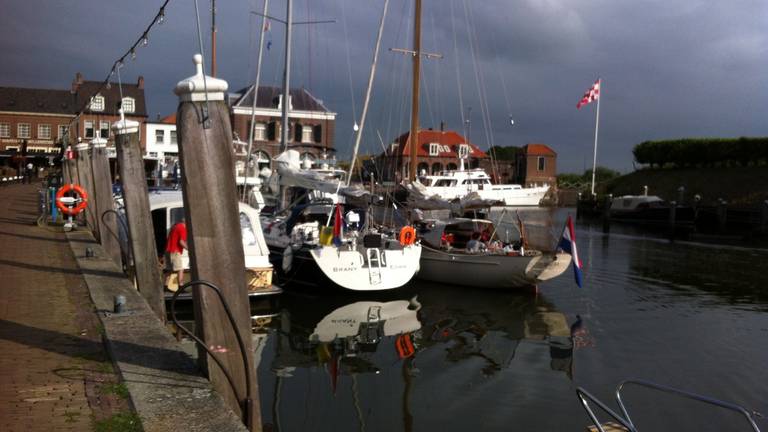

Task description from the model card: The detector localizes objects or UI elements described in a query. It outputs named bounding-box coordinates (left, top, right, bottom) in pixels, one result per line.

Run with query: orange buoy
left=55, top=184, right=88, bottom=216
left=399, top=225, right=416, bottom=246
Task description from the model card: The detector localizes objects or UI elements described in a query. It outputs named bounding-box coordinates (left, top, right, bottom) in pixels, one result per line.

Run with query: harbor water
left=251, top=208, right=768, bottom=431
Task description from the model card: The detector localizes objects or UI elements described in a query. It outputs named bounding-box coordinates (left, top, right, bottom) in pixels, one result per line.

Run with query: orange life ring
left=399, top=226, right=416, bottom=246
left=395, top=333, right=415, bottom=359
left=56, top=184, right=88, bottom=216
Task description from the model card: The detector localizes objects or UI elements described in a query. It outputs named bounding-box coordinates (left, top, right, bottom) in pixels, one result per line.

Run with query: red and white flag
left=576, top=79, right=600, bottom=109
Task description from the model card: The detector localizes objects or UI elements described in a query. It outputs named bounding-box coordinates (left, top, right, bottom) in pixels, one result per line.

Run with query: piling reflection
left=255, top=286, right=580, bottom=432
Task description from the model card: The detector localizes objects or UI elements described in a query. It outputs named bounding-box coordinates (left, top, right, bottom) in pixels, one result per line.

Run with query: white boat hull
left=309, top=244, right=421, bottom=291
left=417, top=249, right=571, bottom=289
left=423, top=185, right=549, bottom=206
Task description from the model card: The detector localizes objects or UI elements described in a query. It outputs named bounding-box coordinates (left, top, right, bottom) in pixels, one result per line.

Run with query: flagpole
left=590, top=79, right=601, bottom=197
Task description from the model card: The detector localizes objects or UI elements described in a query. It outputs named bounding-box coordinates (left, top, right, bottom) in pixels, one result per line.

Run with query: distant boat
left=421, top=165, right=550, bottom=206
left=610, top=194, right=695, bottom=224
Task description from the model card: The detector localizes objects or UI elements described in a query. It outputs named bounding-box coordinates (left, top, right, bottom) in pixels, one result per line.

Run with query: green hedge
left=633, top=137, right=768, bottom=168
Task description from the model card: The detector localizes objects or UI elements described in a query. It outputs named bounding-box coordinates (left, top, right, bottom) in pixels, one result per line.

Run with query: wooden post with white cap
left=174, top=53, right=260, bottom=430
left=90, top=136, right=122, bottom=267
left=112, top=110, right=165, bottom=320
left=75, top=138, right=98, bottom=238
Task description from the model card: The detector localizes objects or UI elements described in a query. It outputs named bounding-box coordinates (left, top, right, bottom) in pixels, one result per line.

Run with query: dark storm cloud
left=2, top=0, right=766, bottom=173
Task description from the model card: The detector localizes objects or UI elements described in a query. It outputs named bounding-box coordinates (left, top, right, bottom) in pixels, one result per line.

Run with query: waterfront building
left=228, top=85, right=336, bottom=170
left=144, top=114, right=178, bottom=186
left=0, top=73, right=147, bottom=173
left=515, top=143, right=557, bottom=187
left=374, top=129, right=490, bottom=182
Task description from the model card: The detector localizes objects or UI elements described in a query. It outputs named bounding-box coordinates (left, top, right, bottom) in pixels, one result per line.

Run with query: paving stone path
left=0, top=183, right=131, bottom=431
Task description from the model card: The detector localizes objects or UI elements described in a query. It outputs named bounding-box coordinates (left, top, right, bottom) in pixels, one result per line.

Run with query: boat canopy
left=274, top=150, right=370, bottom=198
left=404, top=180, right=502, bottom=213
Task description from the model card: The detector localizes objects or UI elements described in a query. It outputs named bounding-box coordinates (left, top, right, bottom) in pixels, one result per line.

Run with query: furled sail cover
left=272, top=150, right=369, bottom=198
left=404, top=180, right=502, bottom=213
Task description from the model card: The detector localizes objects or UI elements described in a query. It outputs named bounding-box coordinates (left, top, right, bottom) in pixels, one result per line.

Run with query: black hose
left=101, top=209, right=133, bottom=275
left=170, top=279, right=253, bottom=430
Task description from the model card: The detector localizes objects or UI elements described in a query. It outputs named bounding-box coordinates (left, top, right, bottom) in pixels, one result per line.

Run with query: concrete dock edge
left=65, top=228, right=248, bottom=432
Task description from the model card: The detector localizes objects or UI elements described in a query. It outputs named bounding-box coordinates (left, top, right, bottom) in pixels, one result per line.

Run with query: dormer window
left=90, top=95, right=105, bottom=111
left=122, top=97, right=135, bottom=113
left=429, top=143, right=440, bottom=156
left=277, top=95, right=292, bottom=110
left=458, top=144, right=470, bottom=159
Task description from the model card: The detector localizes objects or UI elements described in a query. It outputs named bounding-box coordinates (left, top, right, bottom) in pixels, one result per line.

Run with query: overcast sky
left=2, top=0, right=766, bottom=173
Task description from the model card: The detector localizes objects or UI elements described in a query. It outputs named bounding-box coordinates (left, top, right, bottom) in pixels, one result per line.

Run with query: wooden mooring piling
left=175, top=54, right=261, bottom=431
left=113, top=112, right=165, bottom=321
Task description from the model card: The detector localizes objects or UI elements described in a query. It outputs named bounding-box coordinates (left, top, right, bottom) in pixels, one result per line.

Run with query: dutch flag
left=558, top=215, right=583, bottom=288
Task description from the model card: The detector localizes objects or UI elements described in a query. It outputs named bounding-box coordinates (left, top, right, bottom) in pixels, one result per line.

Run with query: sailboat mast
left=211, top=0, right=217, bottom=77
left=409, top=0, right=422, bottom=181
left=280, top=0, right=293, bottom=154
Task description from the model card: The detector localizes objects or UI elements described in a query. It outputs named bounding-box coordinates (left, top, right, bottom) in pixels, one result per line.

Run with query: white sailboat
left=257, top=0, right=421, bottom=292
left=261, top=150, right=421, bottom=291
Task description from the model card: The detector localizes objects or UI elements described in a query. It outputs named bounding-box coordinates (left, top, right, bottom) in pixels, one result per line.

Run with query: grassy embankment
left=606, top=166, right=768, bottom=206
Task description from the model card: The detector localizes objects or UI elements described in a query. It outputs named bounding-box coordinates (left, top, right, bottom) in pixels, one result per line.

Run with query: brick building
left=376, top=129, right=489, bottom=182
left=515, top=143, right=557, bottom=186
left=0, top=73, right=147, bottom=173
left=228, top=85, right=336, bottom=170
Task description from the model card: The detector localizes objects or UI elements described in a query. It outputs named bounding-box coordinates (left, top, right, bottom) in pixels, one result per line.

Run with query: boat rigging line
left=347, top=0, right=390, bottom=185
left=340, top=0, right=359, bottom=133
left=243, top=0, right=270, bottom=202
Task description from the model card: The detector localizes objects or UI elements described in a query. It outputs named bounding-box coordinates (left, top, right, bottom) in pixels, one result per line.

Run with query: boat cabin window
left=151, top=208, right=168, bottom=257
left=434, top=179, right=457, bottom=187
left=170, top=207, right=185, bottom=226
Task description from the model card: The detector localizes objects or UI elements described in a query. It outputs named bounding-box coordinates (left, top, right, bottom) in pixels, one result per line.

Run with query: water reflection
left=255, top=285, right=582, bottom=432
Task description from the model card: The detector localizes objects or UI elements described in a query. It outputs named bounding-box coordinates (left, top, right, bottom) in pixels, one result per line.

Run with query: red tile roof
left=160, top=113, right=176, bottom=124
left=392, top=130, right=488, bottom=158
left=523, top=143, right=556, bottom=156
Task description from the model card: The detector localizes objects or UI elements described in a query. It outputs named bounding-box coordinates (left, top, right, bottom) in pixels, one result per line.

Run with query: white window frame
left=84, top=120, right=95, bottom=138
left=458, top=144, right=470, bottom=159
left=58, top=125, right=68, bottom=140
left=301, top=125, right=313, bottom=143
left=429, top=143, right=440, bottom=156
left=122, top=97, right=135, bottom=113
left=254, top=123, right=266, bottom=141
left=537, top=156, right=546, bottom=171
left=17, top=123, right=31, bottom=139
left=170, top=130, right=177, bottom=145
left=90, top=95, right=105, bottom=111
left=99, top=121, right=110, bottom=139
left=155, top=129, right=165, bottom=144
left=38, top=124, right=51, bottom=140
left=0, top=123, right=10, bottom=138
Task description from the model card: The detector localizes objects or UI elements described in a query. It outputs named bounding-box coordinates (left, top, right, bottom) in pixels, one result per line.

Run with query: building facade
left=376, top=129, right=489, bottom=182
left=144, top=114, right=178, bottom=185
left=229, top=85, right=336, bottom=170
left=515, top=143, right=557, bottom=187
left=0, top=73, right=147, bottom=174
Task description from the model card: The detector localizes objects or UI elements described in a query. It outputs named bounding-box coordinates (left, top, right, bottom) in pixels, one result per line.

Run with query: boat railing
left=577, top=379, right=763, bottom=432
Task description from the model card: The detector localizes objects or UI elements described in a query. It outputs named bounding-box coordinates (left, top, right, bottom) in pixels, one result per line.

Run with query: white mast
left=242, top=0, right=269, bottom=201
left=346, top=0, right=390, bottom=186
left=590, top=78, right=601, bottom=196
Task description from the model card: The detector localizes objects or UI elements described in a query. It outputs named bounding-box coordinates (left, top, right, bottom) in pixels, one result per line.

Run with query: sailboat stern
left=309, top=244, right=422, bottom=291
left=525, top=252, right=572, bottom=283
